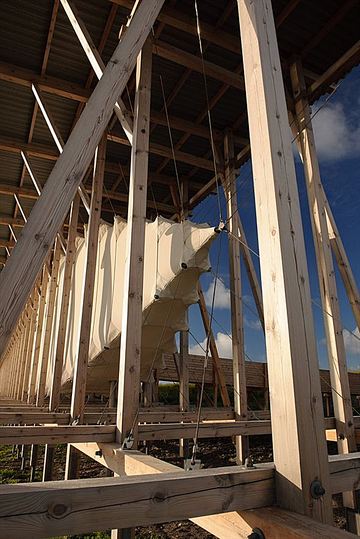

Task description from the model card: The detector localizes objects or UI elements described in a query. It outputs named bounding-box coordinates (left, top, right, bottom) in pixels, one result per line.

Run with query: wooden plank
left=0, top=466, right=274, bottom=538
left=32, top=83, right=90, bottom=213
left=237, top=0, right=332, bottom=522
left=49, top=195, right=80, bottom=411
left=30, top=266, right=49, bottom=405
left=74, top=444, right=359, bottom=538
left=25, top=280, right=42, bottom=403
left=138, top=419, right=271, bottom=441
left=70, top=136, right=106, bottom=423
left=179, top=325, right=190, bottom=458
left=110, top=0, right=240, bottom=54
left=223, top=130, right=248, bottom=464
left=291, top=62, right=357, bottom=521
left=0, top=425, right=115, bottom=445
left=116, top=37, right=152, bottom=445
left=309, top=40, right=360, bottom=99
left=195, top=507, right=358, bottom=539
left=0, top=0, right=165, bottom=359
left=34, top=238, right=62, bottom=405
left=236, top=214, right=264, bottom=330
left=153, top=41, right=244, bottom=91
left=60, top=0, right=133, bottom=144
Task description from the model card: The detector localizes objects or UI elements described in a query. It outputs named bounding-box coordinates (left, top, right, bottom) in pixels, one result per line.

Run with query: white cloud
left=203, top=278, right=230, bottom=310
left=312, top=102, right=360, bottom=161
left=244, top=316, right=262, bottom=331
left=344, top=327, right=360, bottom=356
left=189, top=331, right=232, bottom=359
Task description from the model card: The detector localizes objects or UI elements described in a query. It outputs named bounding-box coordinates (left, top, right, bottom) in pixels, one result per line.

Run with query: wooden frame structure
left=0, top=0, right=360, bottom=537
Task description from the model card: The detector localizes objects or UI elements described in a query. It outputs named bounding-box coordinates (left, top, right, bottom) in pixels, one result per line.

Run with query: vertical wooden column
left=21, top=295, right=38, bottom=402
left=43, top=202, right=79, bottom=481
left=49, top=194, right=80, bottom=411
left=291, top=60, right=358, bottom=530
left=179, top=326, right=190, bottom=458
left=15, top=312, right=30, bottom=400
left=34, top=238, right=62, bottom=405
left=237, top=0, right=332, bottom=522
left=26, top=283, right=41, bottom=403
left=223, top=130, right=248, bottom=464
left=32, top=265, right=50, bottom=405
left=65, top=134, right=106, bottom=480
left=198, top=285, right=231, bottom=408
left=116, top=37, right=152, bottom=446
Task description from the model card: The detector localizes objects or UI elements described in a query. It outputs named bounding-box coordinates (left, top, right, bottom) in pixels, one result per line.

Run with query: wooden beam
left=0, top=466, right=274, bottom=538
left=197, top=284, right=231, bottom=407
left=49, top=195, right=80, bottom=411
left=0, top=0, right=165, bottom=359
left=236, top=213, right=264, bottom=330
left=309, top=40, right=360, bottom=99
left=108, top=132, right=215, bottom=171
left=153, top=41, right=244, bottom=91
left=138, top=419, right=271, bottom=441
left=116, top=38, right=152, bottom=445
left=197, top=507, right=358, bottom=539
left=110, top=0, right=240, bottom=55
left=32, top=83, right=91, bottom=213
left=291, top=61, right=356, bottom=454
left=74, top=444, right=359, bottom=538
left=60, top=0, right=133, bottom=143
left=223, top=130, right=248, bottom=464
left=0, top=425, right=115, bottom=445
left=0, top=63, right=232, bottom=146
left=70, top=137, right=106, bottom=424
left=237, top=0, right=332, bottom=522
left=32, top=266, right=49, bottom=404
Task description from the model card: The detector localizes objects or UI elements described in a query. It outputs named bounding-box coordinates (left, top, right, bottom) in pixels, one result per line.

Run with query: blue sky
left=187, top=64, right=360, bottom=371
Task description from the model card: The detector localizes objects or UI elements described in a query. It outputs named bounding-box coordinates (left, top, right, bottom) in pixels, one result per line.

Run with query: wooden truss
left=0, top=0, right=360, bottom=538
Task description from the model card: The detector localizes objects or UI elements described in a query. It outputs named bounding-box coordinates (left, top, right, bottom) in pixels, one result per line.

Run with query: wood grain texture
left=237, top=0, right=332, bottom=522
left=0, top=467, right=274, bottom=538
left=116, top=37, right=152, bottom=444
left=0, top=0, right=165, bottom=359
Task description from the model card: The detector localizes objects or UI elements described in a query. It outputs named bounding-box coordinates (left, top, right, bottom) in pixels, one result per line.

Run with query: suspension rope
left=193, top=0, right=223, bottom=224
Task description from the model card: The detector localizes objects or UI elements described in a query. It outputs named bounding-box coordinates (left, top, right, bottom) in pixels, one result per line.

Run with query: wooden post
left=43, top=198, right=80, bottom=481
left=237, top=0, right=332, bottom=522
left=179, top=327, right=190, bottom=459
left=116, top=37, right=152, bottom=446
left=198, top=285, right=231, bottom=408
left=22, top=295, right=39, bottom=402
left=32, top=265, right=49, bottom=405
left=291, top=59, right=358, bottom=531
left=223, top=130, right=248, bottom=464
left=15, top=312, right=30, bottom=400
left=34, top=238, right=62, bottom=405
left=65, top=134, right=106, bottom=479
left=49, top=194, right=80, bottom=411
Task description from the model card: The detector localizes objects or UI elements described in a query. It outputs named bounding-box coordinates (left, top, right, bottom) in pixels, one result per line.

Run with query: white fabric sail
left=44, top=216, right=216, bottom=394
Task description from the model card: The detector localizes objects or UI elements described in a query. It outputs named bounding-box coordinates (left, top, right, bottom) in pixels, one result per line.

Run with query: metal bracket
left=184, top=458, right=202, bottom=471
left=121, top=433, right=134, bottom=450
left=310, top=479, right=325, bottom=499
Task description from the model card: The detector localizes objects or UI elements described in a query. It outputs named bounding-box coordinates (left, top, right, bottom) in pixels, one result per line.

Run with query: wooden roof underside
left=0, top=0, right=359, bottom=266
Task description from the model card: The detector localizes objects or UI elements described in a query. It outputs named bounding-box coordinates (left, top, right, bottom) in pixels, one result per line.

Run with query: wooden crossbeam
left=0, top=63, right=232, bottom=145
left=73, top=444, right=360, bottom=538
left=110, top=0, right=240, bottom=55
left=0, top=0, right=165, bottom=359
left=0, top=425, right=115, bottom=445
left=138, top=419, right=271, bottom=440
left=0, top=466, right=274, bottom=538
left=60, top=0, right=133, bottom=143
